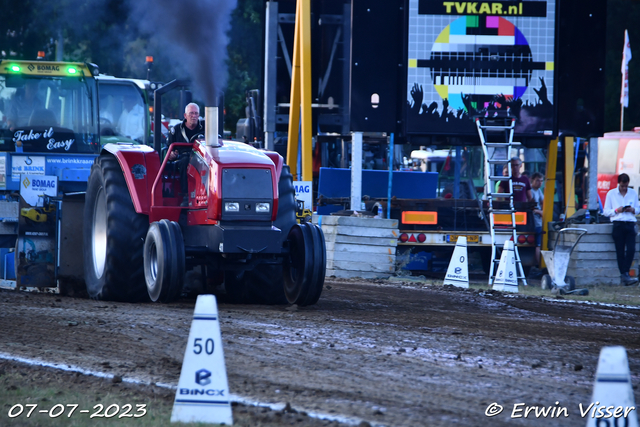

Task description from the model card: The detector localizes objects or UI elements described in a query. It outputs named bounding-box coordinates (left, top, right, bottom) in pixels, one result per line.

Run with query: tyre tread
left=84, top=155, right=148, bottom=302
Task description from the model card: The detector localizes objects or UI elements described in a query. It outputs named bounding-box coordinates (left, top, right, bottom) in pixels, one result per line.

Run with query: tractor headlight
left=255, top=202, right=270, bottom=213
left=224, top=202, right=239, bottom=212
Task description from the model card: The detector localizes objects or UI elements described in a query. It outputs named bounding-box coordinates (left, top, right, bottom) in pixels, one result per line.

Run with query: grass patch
left=0, top=361, right=333, bottom=427
left=402, top=275, right=640, bottom=307
left=0, top=366, right=217, bottom=427
left=517, top=283, right=640, bottom=306
left=466, top=280, right=640, bottom=306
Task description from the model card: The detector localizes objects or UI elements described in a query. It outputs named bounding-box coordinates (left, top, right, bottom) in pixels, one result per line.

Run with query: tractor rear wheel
left=83, top=155, right=148, bottom=301
left=245, top=263, right=289, bottom=305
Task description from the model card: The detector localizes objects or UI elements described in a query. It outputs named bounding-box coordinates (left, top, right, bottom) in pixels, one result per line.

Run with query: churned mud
left=1, top=278, right=639, bottom=426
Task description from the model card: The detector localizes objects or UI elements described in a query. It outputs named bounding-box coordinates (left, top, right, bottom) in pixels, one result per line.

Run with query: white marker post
left=171, top=295, right=233, bottom=425
left=443, top=236, right=469, bottom=288
left=585, top=346, right=638, bottom=427
left=492, top=240, right=518, bottom=292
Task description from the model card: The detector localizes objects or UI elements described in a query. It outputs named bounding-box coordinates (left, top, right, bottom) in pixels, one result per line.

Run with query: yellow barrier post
left=286, top=0, right=313, bottom=181
left=541, top=139, right=558, bottom=264
left=564, top=136, right=576, bottom=219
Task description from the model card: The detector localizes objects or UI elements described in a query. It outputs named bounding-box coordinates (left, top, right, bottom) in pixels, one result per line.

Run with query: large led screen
left=406, top=0, right=557, bottom=138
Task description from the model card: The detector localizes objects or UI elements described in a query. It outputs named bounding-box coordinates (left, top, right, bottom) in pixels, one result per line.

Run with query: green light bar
left=9, top=65, right=20, bottom=72
left=67, top=67, right=77, bottom=74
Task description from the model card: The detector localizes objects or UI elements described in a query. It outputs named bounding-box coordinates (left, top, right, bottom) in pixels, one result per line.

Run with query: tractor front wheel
left=283, top=222, right=326, bottom=306
left=143, top=220, right=184, bottom=303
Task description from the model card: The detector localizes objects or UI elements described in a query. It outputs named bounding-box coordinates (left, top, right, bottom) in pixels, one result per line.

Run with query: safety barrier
left=313, top=214, right=398, bottom=279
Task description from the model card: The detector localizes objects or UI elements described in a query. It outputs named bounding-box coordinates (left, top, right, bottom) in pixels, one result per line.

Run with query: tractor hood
left=206, top=140, right=275, bottom=167
left=201, top=105, right=274, bottom=167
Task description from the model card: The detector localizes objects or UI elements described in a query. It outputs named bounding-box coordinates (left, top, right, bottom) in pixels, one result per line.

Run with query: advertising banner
left=11, top=155, right=45, bottom=182
left=16, top=174, right=58, bottom=288
left=407, top=0, right=557, bottom=137
left=294, top=181, right=313, bottom=211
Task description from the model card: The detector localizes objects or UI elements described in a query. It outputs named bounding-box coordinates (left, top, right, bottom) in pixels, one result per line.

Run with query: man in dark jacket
left=167, top=103, right=204, bottom=206
left=168, top=102, right=205, bottom=144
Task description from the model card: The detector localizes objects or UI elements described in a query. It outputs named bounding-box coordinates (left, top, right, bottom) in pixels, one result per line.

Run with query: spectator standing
left=498, top=157, right=532, bottom=202
left=604, top=173, right=639, bottom=285
left=530, top=172, right=545, bottom=272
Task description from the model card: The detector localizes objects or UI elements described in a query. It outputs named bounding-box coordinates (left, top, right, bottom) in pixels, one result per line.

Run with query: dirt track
left=1, top=278, right=639, bottom=426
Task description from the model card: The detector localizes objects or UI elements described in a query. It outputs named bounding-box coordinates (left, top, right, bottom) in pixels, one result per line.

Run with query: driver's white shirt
left=117, top=104, right=144, bottom=140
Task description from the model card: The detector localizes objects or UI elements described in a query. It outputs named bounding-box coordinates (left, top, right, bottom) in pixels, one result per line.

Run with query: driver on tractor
left=8, top=79, right=43, bottom=130
left=168, top=102, right=205, bottom=144
left=117, top=93, right=145, bottom=142
left=167, top=102, right=205, bottom=207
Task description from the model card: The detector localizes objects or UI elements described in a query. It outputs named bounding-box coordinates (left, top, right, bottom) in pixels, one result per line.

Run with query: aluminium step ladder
left=475, top=115, right=528, bottom=287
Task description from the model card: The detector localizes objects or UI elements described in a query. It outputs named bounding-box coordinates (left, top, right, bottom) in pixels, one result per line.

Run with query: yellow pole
left=286, top=0, right=313, bottom=181
left=541, top=138, right=557, bottom=260
left=286, top=0, right=302, bottom=177
left=564, top=136, right=576, bottom=218
left=299, top=0, right=313, bottom=182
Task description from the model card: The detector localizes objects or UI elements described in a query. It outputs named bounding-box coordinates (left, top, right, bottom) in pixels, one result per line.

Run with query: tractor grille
left=222, top=169, right=272, bottom=198
left=221, top=168, right=273, bottom=221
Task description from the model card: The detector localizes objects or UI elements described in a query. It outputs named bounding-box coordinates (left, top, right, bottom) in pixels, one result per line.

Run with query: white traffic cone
left=443, top=236, right=469, bottom=288
left=171, top=295, right=233, bottom=425
left=492, top=240, right=518, bottom=292
left=584, top=346, right=638, bottom=427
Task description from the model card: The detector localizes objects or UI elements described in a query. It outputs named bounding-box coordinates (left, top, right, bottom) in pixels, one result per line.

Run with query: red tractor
left=82, top=106, right=325, bottom=305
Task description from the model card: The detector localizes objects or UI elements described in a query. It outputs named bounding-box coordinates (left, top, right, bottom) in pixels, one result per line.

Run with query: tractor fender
left=101, top=143, right=161, bottom=215
left=261, top=150, right=284, bottom=221
left=262, top=151, right=285, bottom=181
left=262, top=151, right=285, bottom=218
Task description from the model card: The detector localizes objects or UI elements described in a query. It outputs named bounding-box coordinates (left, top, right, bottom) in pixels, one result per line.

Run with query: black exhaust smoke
left=130, top=0, right=238, bottom=106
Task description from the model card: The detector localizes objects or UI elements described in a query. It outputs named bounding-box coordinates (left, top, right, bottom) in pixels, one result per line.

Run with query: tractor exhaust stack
left=205, top=106, right=219, bottom=147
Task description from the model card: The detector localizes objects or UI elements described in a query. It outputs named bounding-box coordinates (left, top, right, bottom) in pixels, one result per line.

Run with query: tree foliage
left=4, top=0, right=640, bottom=133
left=225, top=0, right=264, bottom=134
left=0, top=0, right=262, bottom=132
